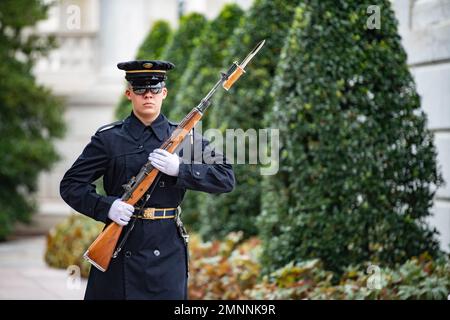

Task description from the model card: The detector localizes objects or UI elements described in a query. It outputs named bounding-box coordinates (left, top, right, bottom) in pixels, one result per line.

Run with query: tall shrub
left=160, top=13, right=207, bottom=114
left=171, top=4, right=244, bottom=229
left=198, top=0, right=302, bottom=240
left=258, top=1, right=443, bottom=274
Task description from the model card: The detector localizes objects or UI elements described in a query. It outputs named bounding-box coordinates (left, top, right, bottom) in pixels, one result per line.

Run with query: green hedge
left=170, top=4, right=244, bottom=123
left=198, top=0, right=302, bottom=240
left=170, top=4, right=244, bottom=230
left=258, top=0, right=443, bottom=275
left=160, top=13, right=207, bottom=114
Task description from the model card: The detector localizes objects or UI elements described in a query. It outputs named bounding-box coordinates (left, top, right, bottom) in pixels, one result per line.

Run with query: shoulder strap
left=167, top=119, right=179, bottom=127
left=96, top=120, right=124, bottom=133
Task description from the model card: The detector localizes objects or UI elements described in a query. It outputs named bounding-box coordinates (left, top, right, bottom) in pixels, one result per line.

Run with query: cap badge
left=143, top=62, right=153, bottom=69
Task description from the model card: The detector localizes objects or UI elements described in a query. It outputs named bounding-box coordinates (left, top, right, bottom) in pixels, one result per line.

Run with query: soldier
left=60, top=60, right=235, bottom=300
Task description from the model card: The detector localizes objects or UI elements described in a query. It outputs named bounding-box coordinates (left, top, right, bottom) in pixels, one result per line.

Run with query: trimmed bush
left=198, top=0, right=302, bottom=240
left=45, top=214, right=104, bottom=278
left=171, top=4, right=244, bottom=123
left=170, top=4, right=244, bottom=230
left=258, top=1, right=443, bottom=275
left=115, top=20, right=172, bottom=120
left=160, top=13, right=207, bottom=115
left=136, top=20, right=172, bottom=61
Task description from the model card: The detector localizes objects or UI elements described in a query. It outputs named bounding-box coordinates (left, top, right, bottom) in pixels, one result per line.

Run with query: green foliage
left=115, top=20, right=172, bottom=120
left=171, top=4, right=244, bottom=123
left=247, top=253, right=450, bottom=300
left=160, top=13, right=207, bottom=116
left=198, top=0, right=302, bottom=240
left=45, top=214, right=104, bottom=278
left=188, top=233, right=450, bottom=300
left=45, top=215, right=449, bottom=299
left=170, top=4, right=244, bottom=230
left=0, top=0, right=65, bottom=239
left=181, top=190, right=207, bottom=231
left=188, top=231, right=261, bottom=299
left=258, top=1, right=443, bottom=275
left=136, top=20, right=172, bottom=60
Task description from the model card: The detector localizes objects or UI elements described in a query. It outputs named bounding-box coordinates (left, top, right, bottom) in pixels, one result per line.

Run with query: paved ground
left=0, top=236, right=87, bottom=300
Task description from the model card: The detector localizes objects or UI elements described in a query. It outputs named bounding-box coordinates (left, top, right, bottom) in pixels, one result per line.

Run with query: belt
left=132, top=207, right=177, bottom=220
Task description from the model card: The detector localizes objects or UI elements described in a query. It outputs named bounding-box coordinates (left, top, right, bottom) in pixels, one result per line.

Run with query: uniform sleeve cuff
left=174, top=163, right=190, bottom=188
left=94, top=195, right=119, bottom=223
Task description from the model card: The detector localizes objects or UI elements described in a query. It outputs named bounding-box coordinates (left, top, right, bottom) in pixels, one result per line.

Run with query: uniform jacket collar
left=126, top=111, right=168, bottom=141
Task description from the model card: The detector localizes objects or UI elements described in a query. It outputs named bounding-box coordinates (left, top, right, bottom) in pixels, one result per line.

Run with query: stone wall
left=393, top=0, right=450, bottom=251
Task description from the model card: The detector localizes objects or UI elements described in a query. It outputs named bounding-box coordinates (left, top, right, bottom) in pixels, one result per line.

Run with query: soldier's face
left=125, top=86, right=168, bottom=120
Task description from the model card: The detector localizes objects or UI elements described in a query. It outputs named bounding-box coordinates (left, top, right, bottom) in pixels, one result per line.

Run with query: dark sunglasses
left=132, top=87, right=163, bottom=95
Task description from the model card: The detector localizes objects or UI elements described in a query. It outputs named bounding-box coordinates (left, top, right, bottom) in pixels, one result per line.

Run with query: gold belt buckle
left=143, top=208, right=155, bottom=219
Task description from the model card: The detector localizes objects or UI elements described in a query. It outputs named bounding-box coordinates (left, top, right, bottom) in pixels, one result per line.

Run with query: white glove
left=148, top=148, right=181, bottom=177
left=108, top=199, right=134, bottom=226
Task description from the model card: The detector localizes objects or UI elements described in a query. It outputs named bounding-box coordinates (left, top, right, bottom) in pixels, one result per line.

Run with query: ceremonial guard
left=60, top=60, right=235, bottom=299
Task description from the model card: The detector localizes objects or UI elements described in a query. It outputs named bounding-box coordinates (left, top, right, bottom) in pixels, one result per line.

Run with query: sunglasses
left=132, top=87, right=163, bottom=95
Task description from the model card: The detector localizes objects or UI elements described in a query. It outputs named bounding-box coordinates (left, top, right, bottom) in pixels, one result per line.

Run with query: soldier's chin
left=141, top=104, right=157, bottom=113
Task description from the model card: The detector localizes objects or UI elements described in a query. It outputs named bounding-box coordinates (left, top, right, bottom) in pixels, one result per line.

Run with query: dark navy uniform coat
left=60, top=111, right=235, bottom=300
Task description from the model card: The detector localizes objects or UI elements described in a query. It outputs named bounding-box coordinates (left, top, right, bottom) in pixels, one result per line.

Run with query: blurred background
left=0, top=0, right=449, bottom=299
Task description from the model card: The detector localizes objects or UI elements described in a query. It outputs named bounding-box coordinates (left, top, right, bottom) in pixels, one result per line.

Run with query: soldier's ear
left=125, top=89, right=132, bottom=100
left=162, top=87, right=168, bottom=100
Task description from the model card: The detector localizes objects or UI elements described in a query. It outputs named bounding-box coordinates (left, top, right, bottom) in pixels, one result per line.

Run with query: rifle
left=83, top=40, right=266, bottom=272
